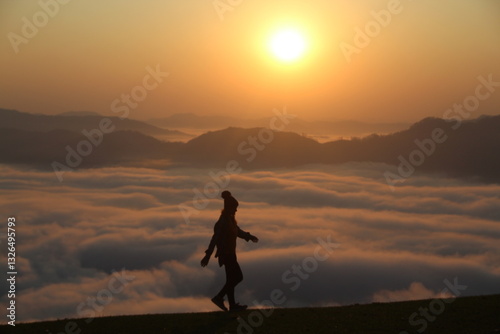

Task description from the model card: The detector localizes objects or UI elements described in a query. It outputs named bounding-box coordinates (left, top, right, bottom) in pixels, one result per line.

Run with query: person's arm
left=237, top=226, right=259, bottom=243
left=201, top=220, right=221, bottom=267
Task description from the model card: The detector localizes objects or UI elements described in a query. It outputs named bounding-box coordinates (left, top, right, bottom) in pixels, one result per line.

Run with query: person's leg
left=214, top=263, right=232, bottom=300
left=214, top=255, right=242, bottom=298
left=212, top=256, right=232, bottom=311
left=212, top=269, right=229, bottom=311
left=225, top=259, right=243, bottom=307
left=226, top=260, right=246, bottom=310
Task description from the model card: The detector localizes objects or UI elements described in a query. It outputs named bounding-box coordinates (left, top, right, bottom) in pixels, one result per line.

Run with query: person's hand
left=201, top=254, right=210, bottom=267
left=250, top=235, right=259, bottom=243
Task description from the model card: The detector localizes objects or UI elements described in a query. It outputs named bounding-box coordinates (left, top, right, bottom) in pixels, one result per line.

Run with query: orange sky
left=1, top=0, right=499, bottom=122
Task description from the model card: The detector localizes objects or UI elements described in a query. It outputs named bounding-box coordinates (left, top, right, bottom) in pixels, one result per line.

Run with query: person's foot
left=211, top=296, right=228, bottom=312
left=229, top=303, right=247, bottom=312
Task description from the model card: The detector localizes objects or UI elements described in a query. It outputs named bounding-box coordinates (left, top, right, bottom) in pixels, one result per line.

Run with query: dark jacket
left=205, top=213, right=252, bottom=266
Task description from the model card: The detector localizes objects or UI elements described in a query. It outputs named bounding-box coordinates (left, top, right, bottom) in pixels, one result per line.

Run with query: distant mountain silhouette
left=1, top=112, right=499, bottom=182
left=175, top=116, right=500, bottom=181
left=178, top=127, right=320, bottom=168
left=148, top=113, right=408, bottom=138
left=151, top=113, right=248, bottom=129
left=0, top=109, right=189, bottom=139
left=59, top=110, right=103, bottom=117
left=0, top=127, right=181, bottom=168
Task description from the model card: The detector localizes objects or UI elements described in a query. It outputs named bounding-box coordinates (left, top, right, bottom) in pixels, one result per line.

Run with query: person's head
left=221, top=190, right=238, bottom=214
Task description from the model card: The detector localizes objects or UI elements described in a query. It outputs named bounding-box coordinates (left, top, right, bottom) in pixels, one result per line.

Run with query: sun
left=268, top=28, right=307, bottom=63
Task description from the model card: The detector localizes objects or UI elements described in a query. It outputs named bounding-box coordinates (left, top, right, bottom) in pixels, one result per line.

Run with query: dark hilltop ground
left=2, top=294, right=499, bottom=334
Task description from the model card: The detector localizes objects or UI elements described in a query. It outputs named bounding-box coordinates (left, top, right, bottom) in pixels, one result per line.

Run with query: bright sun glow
left=269, top=28, right=307, bottom=63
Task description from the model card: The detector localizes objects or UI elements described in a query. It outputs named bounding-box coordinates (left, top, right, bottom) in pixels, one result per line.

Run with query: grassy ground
left=2, top=294, right=499, bottom=334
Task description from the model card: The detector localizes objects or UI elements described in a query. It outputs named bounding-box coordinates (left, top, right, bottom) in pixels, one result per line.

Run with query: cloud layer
left=0, top=163, right=499, bottom=322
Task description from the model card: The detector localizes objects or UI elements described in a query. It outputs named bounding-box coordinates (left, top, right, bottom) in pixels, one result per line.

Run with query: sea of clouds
left=1, top=163, right=499, bottom=322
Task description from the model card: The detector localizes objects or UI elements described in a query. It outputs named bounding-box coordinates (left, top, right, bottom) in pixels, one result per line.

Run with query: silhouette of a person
left=201, top=190, right=258, bottom=312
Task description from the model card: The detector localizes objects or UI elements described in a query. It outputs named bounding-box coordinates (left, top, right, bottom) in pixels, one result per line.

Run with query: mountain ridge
left=1, top=112, right=499, bottom=183
left=0, top=108, right=189, bottom=139
left=148, top=112, right=410, bottom=139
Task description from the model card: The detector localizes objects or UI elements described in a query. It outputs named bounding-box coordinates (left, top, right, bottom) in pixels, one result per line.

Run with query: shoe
left=211, top=296, right=228, bottom=312
left=229, top=303, right=247, bottom=312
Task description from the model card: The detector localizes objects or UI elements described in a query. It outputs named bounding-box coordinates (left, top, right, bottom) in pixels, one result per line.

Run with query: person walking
left=201, top=190, right=259, bottom=312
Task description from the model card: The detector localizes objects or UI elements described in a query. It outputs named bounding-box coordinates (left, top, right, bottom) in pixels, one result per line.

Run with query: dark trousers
left=216, top=253, right=243, bottom=306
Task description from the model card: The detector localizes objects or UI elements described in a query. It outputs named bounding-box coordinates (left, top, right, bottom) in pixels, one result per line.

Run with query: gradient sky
left=2, top=1, right=500, bottom=324
left=1, top=0, right=500, bottom=122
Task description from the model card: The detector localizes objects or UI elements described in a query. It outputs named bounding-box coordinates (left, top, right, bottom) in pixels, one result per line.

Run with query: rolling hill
left=1, top=294, right=499, bottom=334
